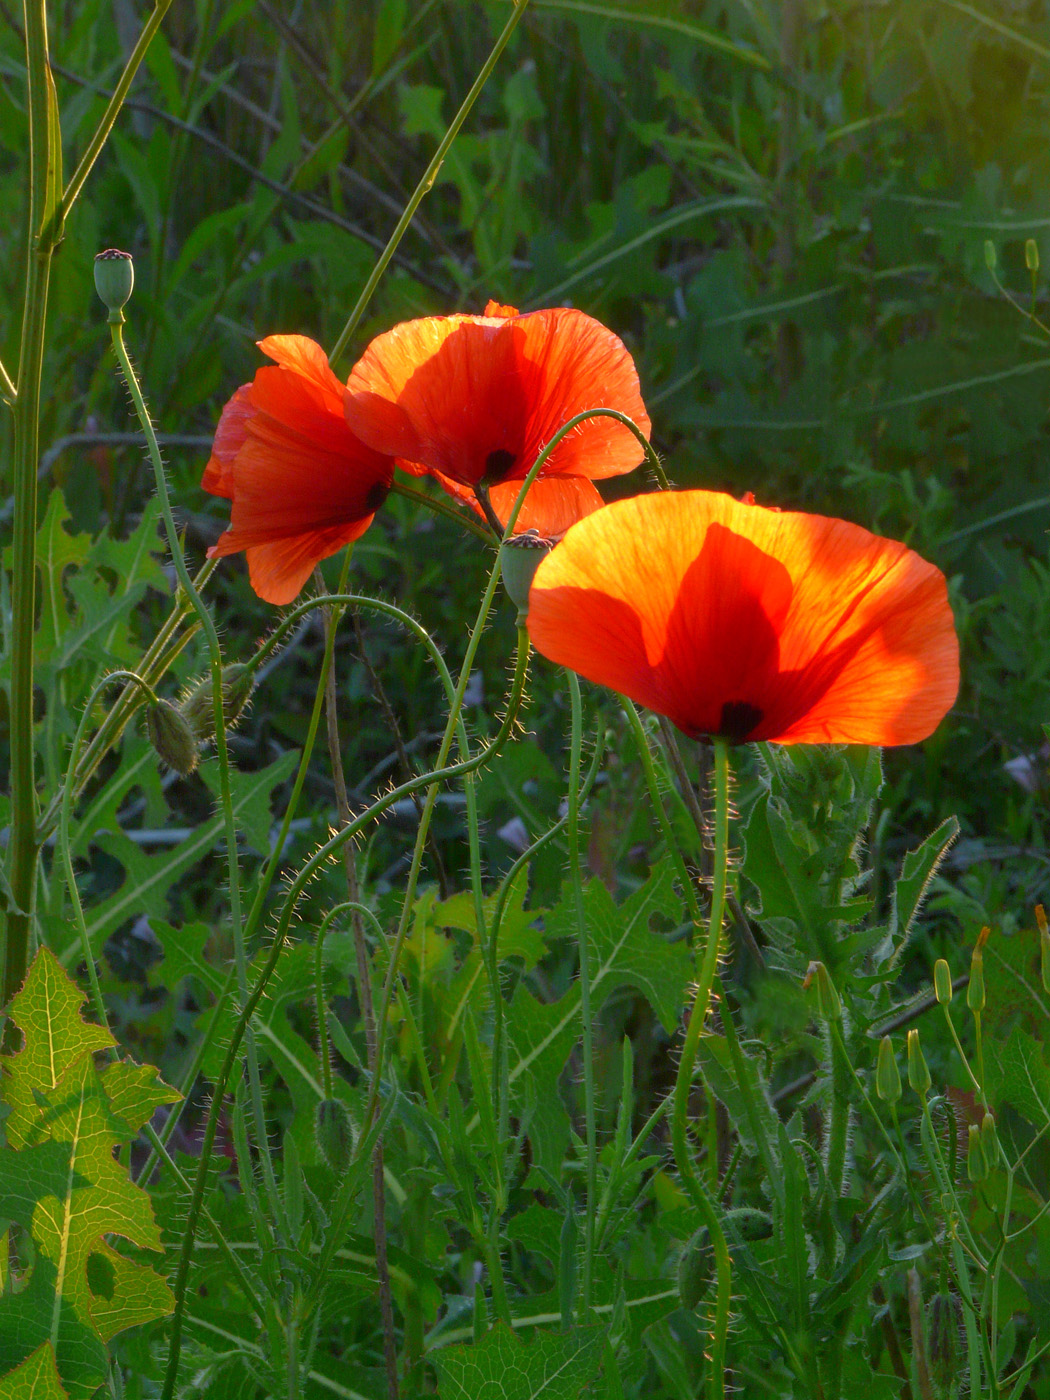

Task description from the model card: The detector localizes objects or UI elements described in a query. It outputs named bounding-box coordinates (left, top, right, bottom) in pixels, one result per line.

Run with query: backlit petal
left=527, top=490, right=958, bottom=746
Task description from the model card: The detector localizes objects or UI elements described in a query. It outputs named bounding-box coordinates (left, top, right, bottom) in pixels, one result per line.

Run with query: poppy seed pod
left=94, top=249, right=134, bottom=314
left=500, top=531, right=555, bottom=624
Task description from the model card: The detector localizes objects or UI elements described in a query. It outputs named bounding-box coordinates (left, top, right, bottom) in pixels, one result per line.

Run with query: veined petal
left=527, top=490, right=959, bottom=747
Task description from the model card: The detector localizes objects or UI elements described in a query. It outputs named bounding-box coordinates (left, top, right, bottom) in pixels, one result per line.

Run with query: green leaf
left=0, top=1341, right=69, bottom=1399
left=434, top=1322, right=604, bottom=1400
left=497, top=862, right=689, bottom=1177
left=0, top=951, right=178, bottom=1397
left=883, top=815, right=959, bottom=964
left=0, top=1142, right=88, bottom=1230
left=987, top=1026, right=1050, bottom=1127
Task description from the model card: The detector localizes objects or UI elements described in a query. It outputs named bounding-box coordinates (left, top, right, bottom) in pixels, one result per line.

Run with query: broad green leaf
left=0, top=1142, right=87, bottom=1230
left=987, top=1026, right=1050, bottom=1127
left=434, top=1322, right=604, bottom=1400
left=0, top=951, right=178, bottom=1396
left=3, top=947, right=114, bottom=1148
left=0, top=1340, right=69, bottom=1399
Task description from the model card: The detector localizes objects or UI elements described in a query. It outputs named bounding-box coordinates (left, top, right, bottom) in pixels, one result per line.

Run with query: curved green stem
left=390, top=478, right=493, bottom=544
left=328, top=0, right=530, bottom=365
left=566, top=672, right=597, bottom=1312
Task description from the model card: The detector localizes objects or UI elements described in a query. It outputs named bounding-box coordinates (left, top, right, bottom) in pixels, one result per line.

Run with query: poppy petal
left=527, top=490, right=959, bottom=747
left=346, top=306, right=649, bottom=489
left=202, top=384, right=253, bottom=497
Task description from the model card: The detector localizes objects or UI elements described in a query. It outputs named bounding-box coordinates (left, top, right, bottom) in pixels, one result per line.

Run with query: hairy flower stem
left=566, top=672, right=598, bottom=1312
left=670, top=735, right=732, bottom=1400
left=317, top=568, right=399, bottom=1400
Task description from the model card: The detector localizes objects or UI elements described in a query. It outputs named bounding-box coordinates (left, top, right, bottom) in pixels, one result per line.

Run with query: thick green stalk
left=566, top=672, right=598, bottom=1312
left=5, top=0, right=58, bottom=1012
left=329, top=0, right=530, bottom=364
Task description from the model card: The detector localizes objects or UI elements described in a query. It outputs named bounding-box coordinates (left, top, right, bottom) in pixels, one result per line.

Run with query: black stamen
left=719, top=700, right=764, bottom=744
left=484, top=448, right=517, bottom=483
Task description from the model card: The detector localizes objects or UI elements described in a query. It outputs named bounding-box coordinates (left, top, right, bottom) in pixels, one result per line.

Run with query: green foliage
left=0, top=949, right=178, bottom=1399
left=433, top=1323, right=605, bottom=1399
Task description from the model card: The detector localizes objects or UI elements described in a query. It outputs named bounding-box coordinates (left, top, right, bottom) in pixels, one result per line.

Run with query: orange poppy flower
left=203, top=335, right=394, bottom=605
left=526, top=490, right=959, bottom=746
left=345, top=301, right=650, bottom=535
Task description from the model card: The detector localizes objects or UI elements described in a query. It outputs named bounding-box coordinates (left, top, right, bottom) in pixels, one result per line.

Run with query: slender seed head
left=94, top=249, right=134, bottom=313
left=967, top=928, right=989, bottom=1015
left=933, top=958, right=953, bottom=1006
left=984, top=239, right=997, bottom=271
left=967, top=1122, right=989, bottom=1182
left=907, top=1027, right=931, bottom=1097
left=804, top=960, right=842, bottom=1022
left=876, top=1035, right=902, bottom=1105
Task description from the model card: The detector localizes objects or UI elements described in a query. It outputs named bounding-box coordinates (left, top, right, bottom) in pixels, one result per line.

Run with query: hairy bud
left=907, top=1028, right=931, bottom=1097
left=876, top=1036, right=901, bottom=1106
left=179, top=664, right=255, bottom=743
left=146, top=699, right=199, bottom=776
left=314, top=1098, right=356, bottom=1173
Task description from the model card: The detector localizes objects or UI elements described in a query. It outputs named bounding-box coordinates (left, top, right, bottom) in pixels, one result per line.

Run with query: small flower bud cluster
left=145, top=665, right=255, bottom=774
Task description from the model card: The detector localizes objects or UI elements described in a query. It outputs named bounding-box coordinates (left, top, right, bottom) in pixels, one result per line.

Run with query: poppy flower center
left=718, top=700, right=764, bottom=744
left=365, top=479, right=391, bottom=513
left=484, top=448, right=518, bottom=484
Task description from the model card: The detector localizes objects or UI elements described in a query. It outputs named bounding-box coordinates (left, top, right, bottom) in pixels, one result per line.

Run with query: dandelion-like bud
left=500, top=531, right=556, bottom=625
left=314, top=1098, right=356, bottom=1173
left=676, top=1227, right=712, bottom=1310
left=876, top=1035, right=901, bottom=1106
left=980, top=1111, right=998, bottom=1171
left=145, top=699, right=199, bottom=776
left=94, top=249, right=134, bottom=314
left=803, top=960, right=842, bottom=1022
left=933, top=958, right=953, bottom=1006
left=966, top=1122, right=988, bottom=1182
left=907, top=1027, right=931, bottom=1097
left=1037, top=905, right=1049, bottom=994
left=179, top=664, right=256, bottom=743
left=967, top=928, right=989, bottom=1015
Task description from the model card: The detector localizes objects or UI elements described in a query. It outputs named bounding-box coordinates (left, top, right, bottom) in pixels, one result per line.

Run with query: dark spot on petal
left=484, top=448, right=517, bottom=483
left=365, top=480, right=391, bottom=513
left=719, top=700, right=763, bottom=744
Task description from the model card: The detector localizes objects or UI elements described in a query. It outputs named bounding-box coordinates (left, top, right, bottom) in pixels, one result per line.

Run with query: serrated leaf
left=0, top=1340, right=69, bottom=1398
left=0, top=1142, right=87, bottom=1230
left=884, top=815, right=959, bottom=963
left=497, top=863, right=689, bottom=1177
left=0, top=952, right=177, bottom=1396
left=987, top=1026, right=1050, bottom=1127
left=3, top=947, right=114, bottom=1148
left=434, top=1322, right=604, bottom=1400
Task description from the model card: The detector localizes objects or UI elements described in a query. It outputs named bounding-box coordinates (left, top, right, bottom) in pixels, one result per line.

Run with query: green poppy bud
left=146, top=698, right=199, bottom=776
left=980, top=1111, right=998, bottom=1171
left=876, top=1035, right=901, bottom=1106
left=94, top=249, right=134, bottom=314
left=907, top=1027, right=931, bottom=1097
left=179, top=664, right=256, bottom=743
left=500, top=530, right=555, bottom=625
left=967, top=929, right=988, bottom=1015
left=966, top=1122, right=988, bottom=1182
left=933, top=958, right=953, bottom=1006
left=314, top=1098, right=356, bottom=1173
left=676, top=1227, right=712, bottom=1310
left=804, top=960, right=842, bottom=1022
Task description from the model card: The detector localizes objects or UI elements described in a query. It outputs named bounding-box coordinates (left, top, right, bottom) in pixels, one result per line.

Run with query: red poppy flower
left=203, top=335, right=394, bottom=605
left=345, top=301, right=650, bottom=535
left=526, top=490, right=959, bottom=746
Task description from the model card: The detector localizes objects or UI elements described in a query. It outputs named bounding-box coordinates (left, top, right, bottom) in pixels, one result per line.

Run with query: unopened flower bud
left=980, top=1111, right=998, bottom=1171
left=984, top=239, right=997, bottom=271
left=803, top=960, right=842, bottom=1021
left=94, top=249, right=134, bottom=314
left=314, top=1098, right=356, bottom=1173
left=1026, top=238, right=1040, bottom=273
left=933, top=958, right=953, bottom=1006
left=179, top=664, right=256, bottom=742
left=500, top=531, right=555, bottom=625
left=876, top=1036, right=901, bottom=1106
left=146, top=699, right=199, bottom=776
left=907, top=1028, right=931, bottom=1097
left=967, top=1122, right=988, bottom=1182
left=967, top=928, right=989, bottom=1015
left=1037, top=905, right=1050, bottom=994
left=676, top=1227, right=712, bottom=1310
